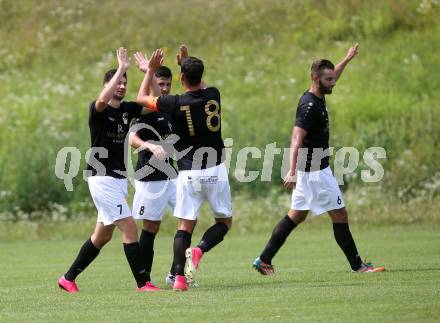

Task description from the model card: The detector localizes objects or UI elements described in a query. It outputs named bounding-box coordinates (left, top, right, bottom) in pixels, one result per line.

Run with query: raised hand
left=148, top=48, right=164, bottom=72
left=176, top=44, right=189, bottom=66
left=345, top=43, right=359, bottom=61
left=117, top=47, right=131, bottom=71
left=134, top=51, right=149, bottom=73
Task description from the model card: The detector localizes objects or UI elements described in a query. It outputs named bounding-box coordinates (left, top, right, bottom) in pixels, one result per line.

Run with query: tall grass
left=0, top=0, right=439, bottom=220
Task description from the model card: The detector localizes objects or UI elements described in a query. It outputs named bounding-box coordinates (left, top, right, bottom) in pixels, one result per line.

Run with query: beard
left=113, top=93, right=125, bottom=100
left=319, top=80, right=333, bottom=95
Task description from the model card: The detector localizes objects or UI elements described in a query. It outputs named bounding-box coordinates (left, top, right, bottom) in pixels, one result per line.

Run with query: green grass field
left=1, top=224, right=439, bottom=322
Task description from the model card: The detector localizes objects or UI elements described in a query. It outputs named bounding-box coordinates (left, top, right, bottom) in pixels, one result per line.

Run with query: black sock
left=260, top=215, right=297, bottom=264
left=173, top=230, right=192, bottom=276
left=123, top=242, right=148, bottom=288
left=197, top=222, right=229, bottom=253
left=139, top=230, right=156, bottom=281
left=333, top=223, right=363, bottom=271
left=65, top=238, right=100, bottom=281
left=169, top=261, right=176, bottom=276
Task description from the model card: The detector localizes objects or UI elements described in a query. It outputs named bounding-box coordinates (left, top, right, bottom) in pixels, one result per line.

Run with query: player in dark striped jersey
left=136, top=46, right=232, bottom=291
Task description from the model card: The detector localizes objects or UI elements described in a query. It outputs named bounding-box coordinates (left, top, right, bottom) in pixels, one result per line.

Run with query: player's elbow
left=292, top=136, right=303, bottom=148
left=94, top=99, right=107, bottom=112
left=128, top=132, right=137, bottom=147
left=136, top=95, right=145, bottom=107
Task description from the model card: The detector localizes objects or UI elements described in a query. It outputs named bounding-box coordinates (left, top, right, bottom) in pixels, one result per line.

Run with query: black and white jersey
left=295, top=91, right=330, bottom=172
left=86, top=101, right=143, bottom=178
left=133, top=112, right=178, bottom=181
left=156, top=87, right=225, bottom=170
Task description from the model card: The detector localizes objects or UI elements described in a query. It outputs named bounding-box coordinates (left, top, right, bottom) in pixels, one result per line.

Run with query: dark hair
left=103, top=68, right=127, bottom=84
left=181, top=56, right=204, bottom=86
left=311, top=59, right=335, bottom=76
left=155, top=66, right=172, bottom=79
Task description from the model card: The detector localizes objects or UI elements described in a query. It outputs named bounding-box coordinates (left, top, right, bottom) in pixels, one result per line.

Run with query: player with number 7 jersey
left=137, top=46, right=232, bottom=292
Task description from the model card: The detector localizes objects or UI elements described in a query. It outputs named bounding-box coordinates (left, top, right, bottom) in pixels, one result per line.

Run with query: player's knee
left=125, top=226, right=139, bottom=242
left=288, top=210, right=307, bottom=224
left=101, top=232, right=113, bottom=245
left=216, top=217, right=232, bottom=229
left=91, top=232, right=113, bottom=248
left=177, top=219, right=196, bottom=233
left=143, top=220, right=160, bottom=234
left=118, top=221, right=138, bottom=243
left=329, top=208, right=348, bottom=223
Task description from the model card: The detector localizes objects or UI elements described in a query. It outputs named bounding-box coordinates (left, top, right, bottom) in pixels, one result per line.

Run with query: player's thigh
left=167, top=179, right=177, bottom=212
left=310, top=167, right=345, bottom=215
left=290, top=171, right=310, bottom=213
left=88, top=176, right=131, bottom=225
left=174, top=172, right=204, bottom=220
left=205, top=164, right=232, bottom=218
left=133, top=180, right=172, bottom=222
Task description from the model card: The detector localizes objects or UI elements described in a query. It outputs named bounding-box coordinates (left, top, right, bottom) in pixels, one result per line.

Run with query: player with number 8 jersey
left=137, top=45, right=232, bottom=291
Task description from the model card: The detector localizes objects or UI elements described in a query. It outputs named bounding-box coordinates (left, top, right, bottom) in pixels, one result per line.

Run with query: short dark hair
left=155, top=66, right=172, bottom=79
left=311, top=59, right=335, bottom=76
left=103, top=68, right=127, bottom=84
left=181, top=56, right=204, bottom=86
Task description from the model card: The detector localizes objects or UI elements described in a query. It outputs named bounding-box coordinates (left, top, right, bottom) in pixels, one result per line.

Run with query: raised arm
left=137, top=49, right=164, bottom=111
left=176, top=44, right=189, bottom=66
left=334, top=43, right=359, bottom=82
left=134, top=51, right=162, bottom=97
left=95, top=47, right=131, bottom=112
left=283, top=126, right=308, bottom=190
left=176, top=44, right=206, bottom=89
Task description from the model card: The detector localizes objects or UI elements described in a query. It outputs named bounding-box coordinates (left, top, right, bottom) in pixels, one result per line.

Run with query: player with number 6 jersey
left=137, top=45, right=232, bottom=291
left=252, top=44, right=385, bottom=276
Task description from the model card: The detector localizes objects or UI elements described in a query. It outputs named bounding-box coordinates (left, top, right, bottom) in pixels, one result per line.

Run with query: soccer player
left=137, top=46, right=232, bottom=291
left=253, top=44, right=385, bottom=274
left=58, top=47, right=155, bottom=293
left=129, top=51, right=178, bottom=289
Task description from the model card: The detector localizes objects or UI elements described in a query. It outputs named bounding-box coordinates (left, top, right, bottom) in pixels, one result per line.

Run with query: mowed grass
left=0, top=224, right=439, bottom=322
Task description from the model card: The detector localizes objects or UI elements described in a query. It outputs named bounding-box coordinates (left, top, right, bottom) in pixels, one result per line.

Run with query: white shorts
left=132, top=179, right=177, bottom=221
left=290, top=166, right=345, bottom=216
left=174, top=163, right=232, bottom=221
left=87, top=176, right=131, bottom=226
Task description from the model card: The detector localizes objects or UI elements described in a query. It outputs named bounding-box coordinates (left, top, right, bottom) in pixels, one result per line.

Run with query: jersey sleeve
left=127, top=102, right=143, bottom=119
left=295, top=102, right=315, bottom=131
left=157, top=95, right=179, bottom=114
left=134, top=116, right=149, bottom=138
left=89, top=101, right=99, bottom=119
